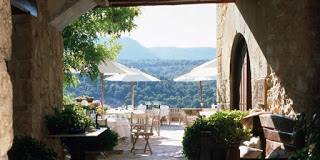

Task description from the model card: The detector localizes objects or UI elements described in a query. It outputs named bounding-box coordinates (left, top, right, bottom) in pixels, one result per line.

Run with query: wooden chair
left=152, top=108, right=161, bottom=136
left=130, top=112, right=155, bottom=154
left=169, top=108, right=181, bottom=125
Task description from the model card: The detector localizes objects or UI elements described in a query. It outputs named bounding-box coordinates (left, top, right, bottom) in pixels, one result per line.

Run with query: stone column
left=0, top=0, right=13, bottom=159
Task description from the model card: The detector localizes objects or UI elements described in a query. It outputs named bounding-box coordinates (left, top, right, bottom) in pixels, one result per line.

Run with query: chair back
left=131, top=112, right=147, bottom=127
left=152, top=108, right=161, bottom=118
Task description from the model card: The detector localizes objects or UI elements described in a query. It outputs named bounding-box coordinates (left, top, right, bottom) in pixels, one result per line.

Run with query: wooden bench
left=248, top=113, right=305, bottom=159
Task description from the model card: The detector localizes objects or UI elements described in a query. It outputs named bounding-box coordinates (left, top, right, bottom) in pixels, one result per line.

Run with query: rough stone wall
left=7, top=0, right=64, bottom=156
left=0, top=0, right=13, bottom=159
left=217, top=0, right=320, bottom=119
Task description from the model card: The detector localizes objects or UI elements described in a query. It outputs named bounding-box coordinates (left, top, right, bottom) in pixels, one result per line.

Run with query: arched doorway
left=231, top=35, right=252, bottom=111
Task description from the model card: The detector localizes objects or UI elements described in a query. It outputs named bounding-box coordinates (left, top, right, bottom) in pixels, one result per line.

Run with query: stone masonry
left=217, top=0, right=320, bottom=119
left=7, top=0, right=64, bottom=157
left=0, top=0, right=13, bottom=159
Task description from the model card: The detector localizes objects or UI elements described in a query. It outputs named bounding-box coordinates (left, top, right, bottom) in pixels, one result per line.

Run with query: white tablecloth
left=160, top=105, right=170, bottom=118
left=137, top=104, right=146, bottom=112
left=107, top=118, right=130, bottom=138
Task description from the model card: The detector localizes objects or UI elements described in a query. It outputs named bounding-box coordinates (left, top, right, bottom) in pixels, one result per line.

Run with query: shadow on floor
left=100, top=123, right=185, bottom=160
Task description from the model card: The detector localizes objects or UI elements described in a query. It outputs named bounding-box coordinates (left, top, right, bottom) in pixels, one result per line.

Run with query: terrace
left=0, top=0, right=319, bottom=160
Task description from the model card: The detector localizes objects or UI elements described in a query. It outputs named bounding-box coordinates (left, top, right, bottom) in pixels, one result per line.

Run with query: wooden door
left=239, top=49, right=251, bottom=111
left=232, top=37, right=252, bottom=111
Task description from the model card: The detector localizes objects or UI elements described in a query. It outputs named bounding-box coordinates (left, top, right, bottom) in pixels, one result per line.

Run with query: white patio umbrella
left=97, top=59, right=138, bottom=108
left=173, top=59, right=217, bottom=109
left=105, top=68, right=160, bottom=107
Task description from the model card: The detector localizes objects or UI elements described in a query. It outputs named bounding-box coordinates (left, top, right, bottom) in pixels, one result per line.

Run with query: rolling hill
left=97, top=37, right=216, bottom=60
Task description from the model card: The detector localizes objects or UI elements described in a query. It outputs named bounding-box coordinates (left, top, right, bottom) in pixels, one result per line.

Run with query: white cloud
left=122, top=4, right=217, bottom=48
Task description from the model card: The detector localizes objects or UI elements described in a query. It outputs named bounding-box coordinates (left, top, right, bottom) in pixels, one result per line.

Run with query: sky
left=122, top=4, right=217, bottom=48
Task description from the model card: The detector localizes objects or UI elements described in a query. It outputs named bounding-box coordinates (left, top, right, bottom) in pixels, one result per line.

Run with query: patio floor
left=99, top=122, right=185, bottom=160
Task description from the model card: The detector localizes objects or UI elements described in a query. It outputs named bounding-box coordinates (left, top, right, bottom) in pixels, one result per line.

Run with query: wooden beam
left=96, top=0, right=234, bottom=7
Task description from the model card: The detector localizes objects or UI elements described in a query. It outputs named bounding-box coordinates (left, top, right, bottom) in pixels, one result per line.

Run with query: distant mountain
left=117, top=38, right=159, bottom=60
left=97, top=37, right=216, bottom=60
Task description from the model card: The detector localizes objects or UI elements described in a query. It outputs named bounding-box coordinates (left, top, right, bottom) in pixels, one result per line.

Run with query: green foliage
left=182, top=110, right=251, bottom=159
left=61, top=128, right=118, bottom=152
left=46, top=106, right=94, bottom=134
left=290, top=113, right=320, bottom=160
left=63, top=7, right=141, bottom=87
left=8, top=135, right=58, bottom=160
left=63, top=88, right=75, bottom=105
left=66, top=59, right=217, bottom=108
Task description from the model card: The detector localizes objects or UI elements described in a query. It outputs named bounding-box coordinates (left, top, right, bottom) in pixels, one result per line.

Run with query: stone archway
left=230, top=34, right=252, bottom=111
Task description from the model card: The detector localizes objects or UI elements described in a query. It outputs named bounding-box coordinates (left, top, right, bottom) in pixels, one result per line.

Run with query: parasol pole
left=200, top=81, right=203, bottom=110
left=131, top=81, right=134, bottom=107
left=101, top=73, right=104, bottom=110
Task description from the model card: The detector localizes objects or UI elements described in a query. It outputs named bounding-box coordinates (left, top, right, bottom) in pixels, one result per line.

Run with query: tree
left=63, top=7, right=141, bottom=87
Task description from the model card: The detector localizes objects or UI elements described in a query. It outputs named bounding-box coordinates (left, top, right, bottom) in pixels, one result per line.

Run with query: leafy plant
left=46, top=105, right=94, bottom=134
left=63, top=87, right=75, bottom=105
left=182, top=110, right=251, bottom=159
left=63, top=8, right=141, bottom=87
left=61, top=128, right=118, bottom=152
left=8, top=135, right=58, bottom=160
left=290, top=113, right=320, bottom=160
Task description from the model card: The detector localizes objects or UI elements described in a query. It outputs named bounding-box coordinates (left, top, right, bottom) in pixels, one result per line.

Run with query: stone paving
left=100, top=122, right=186, bottom=160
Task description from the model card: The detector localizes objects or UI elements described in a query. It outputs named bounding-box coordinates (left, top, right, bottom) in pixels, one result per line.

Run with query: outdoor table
left=160, top=105, right=170, bottom=118
left=47, top=127, right=107, bottom=138
left=98, top=110, right=144, bottom=138
left=47, top=128, right=107, bottom=160
left=106, top=109, right=133, bottom=118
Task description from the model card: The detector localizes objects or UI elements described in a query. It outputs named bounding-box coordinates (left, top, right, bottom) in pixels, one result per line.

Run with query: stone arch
left=230, top=33, right=252, bottom=111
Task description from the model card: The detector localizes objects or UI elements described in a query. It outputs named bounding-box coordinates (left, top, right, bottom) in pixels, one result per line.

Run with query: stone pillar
left=8, top=0, right=64, bottom=158
left=0, top=0, right=13, bottom=159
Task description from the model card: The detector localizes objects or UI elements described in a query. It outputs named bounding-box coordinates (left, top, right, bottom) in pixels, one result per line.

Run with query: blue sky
left=122, top=4, right=217, bottom=48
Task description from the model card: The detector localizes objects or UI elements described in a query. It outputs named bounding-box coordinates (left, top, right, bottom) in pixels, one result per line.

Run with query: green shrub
left=8, top=135, right=58, bottom=160
left=46, top=105, right=94, bottom=134
left=182, top=110, right=251, bottom=159
left=290, top=113, right=320, bottom=160
left=61, top=128, right=119, bottom=152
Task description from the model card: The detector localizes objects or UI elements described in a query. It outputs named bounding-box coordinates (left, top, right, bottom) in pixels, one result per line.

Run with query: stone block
left=19, top=61, right=32, bottom=79
left=0, top=59, right=13, bottom=159
left=21, top=80, right=34, bottom=104
left=13, top=106, right=33, bottom=135
left=12, top=15, right=33, bottom=60
left=0, top=0, right=12, bottom=61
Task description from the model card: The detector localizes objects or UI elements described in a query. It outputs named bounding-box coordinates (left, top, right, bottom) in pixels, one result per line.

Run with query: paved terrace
left=100, top=122, right=185, bottom=160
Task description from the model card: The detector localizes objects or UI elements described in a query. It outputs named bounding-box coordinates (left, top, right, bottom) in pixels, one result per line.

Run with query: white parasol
left=105, top=68, right=160, bottom=107
left=173, top=59, right=217, bottom=109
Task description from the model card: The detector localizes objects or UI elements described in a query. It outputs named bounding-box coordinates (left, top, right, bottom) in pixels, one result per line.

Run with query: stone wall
left=0, top=0, right=13, bottom=159
left=217, top=0, right=320, bottom=119
left=7, top=0, right=64, bottom=156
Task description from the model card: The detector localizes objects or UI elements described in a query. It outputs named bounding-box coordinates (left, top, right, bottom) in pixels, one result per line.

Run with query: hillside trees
left=67, top=60, right=216, bottom=108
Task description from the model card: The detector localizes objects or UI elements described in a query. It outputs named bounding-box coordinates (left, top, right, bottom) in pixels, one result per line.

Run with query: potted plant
left=46, top=105, right=94, bottom=134
left=8, top=135, right=58, bottom=160
left=86, top=96, right=94, bottom=103
left=182, top=110, right=251, bottom=160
